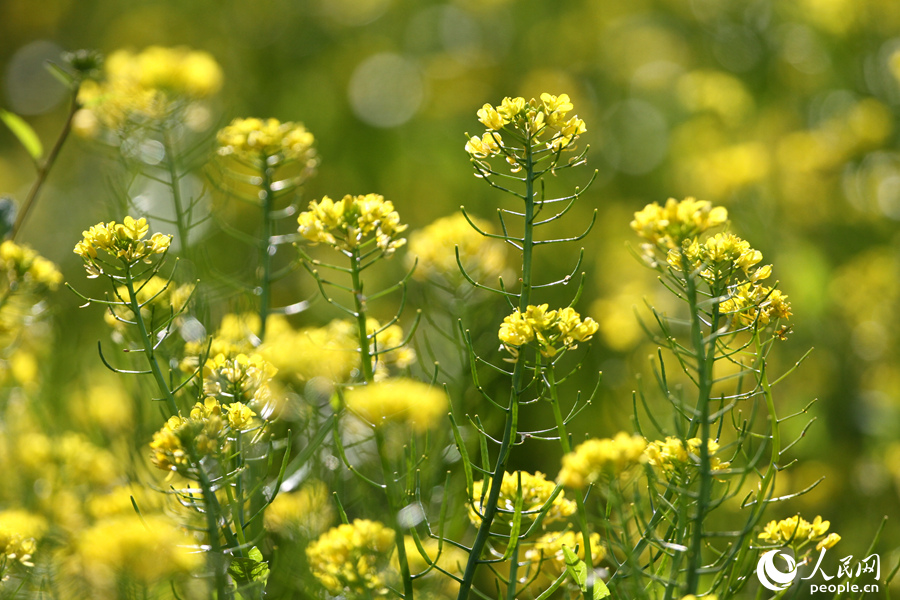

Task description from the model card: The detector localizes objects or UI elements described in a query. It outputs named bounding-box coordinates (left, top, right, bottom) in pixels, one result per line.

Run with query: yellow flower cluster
left=104, top=276, right=193, bottom=332
left=264, top=481, right=334, bottom=540
left=0, top=510, right=46, bottom=568
left=558, top=433, right=648, bottom=489
left=203, top=352, right=277, bottom=408
left=631, top=197, right=729, bottom=249
left=498, top=304, right=599, bottom=358
left=70, top=514, right=202, bottom=588
left=0, top=241, right=62, bottom=292
left=306, top=519, right=396, bottom=596
left=73, top=216, right=172, bottom=276
left=407, top=213, right=507, bottom=283
left=758, top=515, right=841, bottom=551
left=466, top=93, right=587, bottom=159
left=668, top=233, right=770, bottom=283
left=216, top=117, right=317, bottom=166
left=344, top=378, right=447, bottom=432
left=297, top=194, right=408, bottom=256
left=524, top=530, right=605, bottom=580
left=469, top=471, right=575, bottom=529
left=75, top=46, right=222, bottom=135
left=719, top=282, right=792, bottom=328
left=644, top=437, right=730, bottom=474
left=149, top=398, right=225, bottom=471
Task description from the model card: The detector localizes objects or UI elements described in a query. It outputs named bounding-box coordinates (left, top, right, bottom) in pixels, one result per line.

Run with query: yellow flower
left=216, top=117, right=317, bottom=167
left=75, top=46, right=222, bottom=134
left=0, top=241, right=63, bottom=291
left=477, top=103, right=508, bottom=130
left=468, top=93, right=586, bottom=170
left=71, top=515, right=201, bottom=589
left=224, top=402, right=256, bottom=430
left=469, top=471, right=575, bottom=530
left=758, top=515, right=838, bottom=549
left=407, top=213, right=507, bottom=283
left=297, top=194, right=407, bottom=256
left=525, top=529, right=605, bottom=580
left=0, top=510, right=46, bottom=568
left=265, top=481, right=334, bottom=540
left=499, top=305, right=598, bottom=357
left=644, top=437, right=730, bottom=474
left=74, top=217, right=172, bottom=275
left=464, top=131, right=502, bottom=159
left=558, top=433, right=648, bottom=489
left=203, top=352, right=277, bottom=406
left=307, top=520, right=396, bottom=596
left=631, top=197, right=728, bottom=249
left=344, top=378, right=446, bottom=432
left=149, top=401, right=226, bottom=471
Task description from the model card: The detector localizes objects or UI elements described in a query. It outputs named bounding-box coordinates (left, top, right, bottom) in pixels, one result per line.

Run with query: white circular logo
left=757, top=550, right=798, bottom=591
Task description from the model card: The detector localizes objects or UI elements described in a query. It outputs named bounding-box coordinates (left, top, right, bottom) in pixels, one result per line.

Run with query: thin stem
left=457, top=136, right=536, bottom=600
left=547, top=367, right=594, bottom=599
left=684, top=259, right=720, bottom=596
left=258, top=162, right=275, bottom=340
left=351, top=247, right=376, bottom=383
left=162, top=125, right=191, bottom=261
left=123, top=263, right=231, bottom=599
left=11, top=83, right=80, bottom=240
left=375, top=428, right=414, bottom=600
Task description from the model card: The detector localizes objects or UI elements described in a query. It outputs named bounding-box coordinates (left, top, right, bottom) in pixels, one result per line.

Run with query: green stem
left=123, top=264, right=232, bottom=599
left=375, top=428, right=414, bottom=600
left=457, top=138, right=536, bottom=600
left=683, top=260, right=720, bottom=596
left=258, top=163, right=275, bottom=340
left=11, top=83, right=80, bottom=240
left=162, top=126, right=191, bottom=262
left=548, top=367, right=594, bottom=600
left=506, top=541, right=520, bottom=600
left=350, top=247, right=375, bottom=383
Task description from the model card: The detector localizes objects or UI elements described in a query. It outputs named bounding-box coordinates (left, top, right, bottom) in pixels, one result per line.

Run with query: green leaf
left=562, top=545, right=611, bottom=600
left=44, top=61, right=74, bottom=88
left=0, top=109, right=43, bottom=162
left=227, top=546, right=270, bottom=585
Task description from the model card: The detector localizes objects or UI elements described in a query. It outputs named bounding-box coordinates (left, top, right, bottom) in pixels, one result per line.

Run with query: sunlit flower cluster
left=216, top=117, right=317, bottom=167
left=524, top=530, right=605, bottom=580
left=73, top=216, right=171, bottom=276
left=718, top=282, right=792, bottom=328
left=68, top=515, right=202, bottom=590
left=0, top=510, right=46, bottom=570
left=104, top=275, right=193, bottom=332
left=758, top=515, right=840, bottom=551
left=306, top=519, right=396, bottom=596
left=297, top=194, right=408, bottom=256
left=466, top=93, right=587, bottom=162
left=558, top=433, right=648, bottom=489
left=0, top=241, right=62, bottom=292
left=407, top=213, right=507, bottom=283
left=344, top=378, right=447, bottom=432
left=75, top=46, right=222, bottom=135
left=498, top=304, right=599, bottom=358
left=631, top=197, right=728, bottom=250
left=203, top=352, right=277, bottom=408
left=264, top=481, right=334, bottom=540
left=644, top=437, right=730, bottom=474
left=468, top=471, right=575, bottom=529
left=149, top=398, right=225, bottom=471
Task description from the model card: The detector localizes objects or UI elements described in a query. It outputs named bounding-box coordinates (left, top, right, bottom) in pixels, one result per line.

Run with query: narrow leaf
left=562, top=545, right=611, bottom=599
left=0, top=109, right=42, bottom=161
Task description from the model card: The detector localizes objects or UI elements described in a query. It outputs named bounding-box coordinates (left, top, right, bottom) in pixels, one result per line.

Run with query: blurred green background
left=2, top=0, right=900, bottom=583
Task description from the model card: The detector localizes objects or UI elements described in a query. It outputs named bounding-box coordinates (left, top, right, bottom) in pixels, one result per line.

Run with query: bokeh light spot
left=348, top=53, right=424, bottom=128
